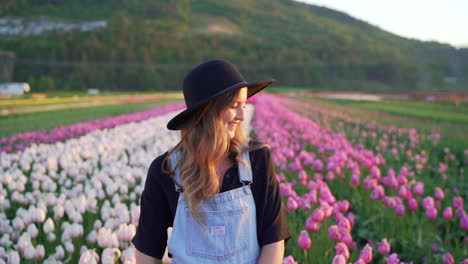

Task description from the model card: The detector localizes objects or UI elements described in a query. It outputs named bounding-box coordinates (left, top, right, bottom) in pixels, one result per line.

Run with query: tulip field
left=0, top=93, right=466, bottom=263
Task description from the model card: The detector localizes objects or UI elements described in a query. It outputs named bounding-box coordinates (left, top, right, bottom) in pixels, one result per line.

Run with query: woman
left=132, top=59, right=291, bottom=263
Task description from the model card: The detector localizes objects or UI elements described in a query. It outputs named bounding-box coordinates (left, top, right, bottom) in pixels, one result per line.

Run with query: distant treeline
left=1, top=0, right=467, bottom=92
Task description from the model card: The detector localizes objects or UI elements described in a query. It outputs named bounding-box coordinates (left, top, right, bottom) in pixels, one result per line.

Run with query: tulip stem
left=304, top=249, right=309, bottom=264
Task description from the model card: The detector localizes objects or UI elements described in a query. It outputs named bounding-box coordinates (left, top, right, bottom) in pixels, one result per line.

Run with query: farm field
left=0, top=99, right=180, bottom=139
left=310, top=97, right=468, bottom=124
left=0, top=93, right=466, bottom=263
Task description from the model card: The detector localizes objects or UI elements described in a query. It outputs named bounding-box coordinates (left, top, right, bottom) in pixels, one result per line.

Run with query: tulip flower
left=443, top=207, right=453, bottom=220
left=385, top=253, right=400, bottom=264
left=442, top=252, right=454, bottom=264
left=359, top=244, right=373, bottom=263
left=305, top=217, right=320, bottom=232
left=461, top=215, right=468, bottom=230
left=298, top=230, right=311, bottom=249
left=79, top=249, right=99, bottom=264
left=311, top=207, right=325, bottom=222
left=413, top=182, right=424, bottom=196
left=378, top=238, right=391, bottom=255
left=453, top=197, right=463, bottom=209
left=335, top=243, right=350, bottom=260
left=282, top=255, right=298, bottom=264
left=426, top=207, right=438, bottom=220
left=287, top=197, right=299, bottom=211
left=332, top=254, right=347, bottom=264
left=408, top=198, right=418, bottom=211
left=434, top=187, right=445, bottom=200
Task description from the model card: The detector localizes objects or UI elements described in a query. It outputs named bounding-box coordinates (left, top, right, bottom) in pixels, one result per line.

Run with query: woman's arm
left=135, top=248, right=161, bottom=264
left=257, top=240, right=285, bottom=264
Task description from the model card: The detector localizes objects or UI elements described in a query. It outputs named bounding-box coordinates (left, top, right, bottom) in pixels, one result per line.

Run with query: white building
left=0, top=82, right=30, bottom=95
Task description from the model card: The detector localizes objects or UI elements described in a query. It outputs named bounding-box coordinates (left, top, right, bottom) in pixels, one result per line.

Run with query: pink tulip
left=332, top=254, right=347, bottom=264
left=334, top=243, right=349, bottom=260
left=422, top=196, right=435, bottom=210
left=456, top=208, right=466, bottom=218
left=363, top=177, right=378, bottom=190
left=298, top=170, right=308, bottom=186
left=426, top=207, right=438, bottom=220
left=350, top=172, right=360, bottom=187
left=395, top=204, right=405, bottom=216
left=383, top=196, right=397, bottom=209
left=370, top=186, right=385, bottom=200
left=354, top=259, right=365, bottom=264
left=378, top=238, right=391, bottom=255
left=298, top=230, right=311, bottom=249
left=385, top=253, right=400, bottom=264
left=338, top=218, right=352, bottom=232
left=434, top=187, right=445, bottom=200
left=359, top=244, right=373, bottom=263
left=453, top=197, right=463, bottom=209
left=461, top=215, right=468, bottom=230
left=338, top=200, right=350, bottom=212
left=287, top=197, right=299, bottom=211
left=408, top=198, right=418, bottom=211
left=305, top=217, right=321, bottom=232
left=443, top=207, right=453, bottom=220
left=339, top=227, right=353, bottom=245
left=311, top=207, right=325, bottom=222
left=328, top=225, right=341, bottom=242
left=347, top=212, right=356, bottom=227
left=413, top=182, right=424, bottom=196
left=282, top=255, right=298, bottom=264
left=442, top=252, right=454, bottom=264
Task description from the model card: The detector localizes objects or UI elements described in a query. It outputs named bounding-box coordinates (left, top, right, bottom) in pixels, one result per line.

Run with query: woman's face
left=221, top=87, right=248, bottom=140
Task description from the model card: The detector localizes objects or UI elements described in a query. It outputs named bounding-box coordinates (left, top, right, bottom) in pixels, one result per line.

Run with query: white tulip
left=53, top=205, right=64, bottom=220
left=102, top=248, right=121, bottom=264
left=64, top=241, right=74, bottom=253
left=12, top=218, right=24, bottom=231
left=87, top=230, right=97, bottom=244
left=43, top=218, right=55, bottom=233
left=23, top=245, right=35, bottom=259
left=78, top=249, right=99, bottom=264
left=93, top=220, right=102, bottom=230
left=6, top=250, right=20, bottom=264
left=26, top=223, right=39, bottom=238
left=34, top=245, right=45, bottom=260
left=117, top=224, right=136, bottom=242
left=97, top=227, right=111, bottom=248
left=54, top=245, right=65, bottom=260
left=121, top=246, right=135, bottom=263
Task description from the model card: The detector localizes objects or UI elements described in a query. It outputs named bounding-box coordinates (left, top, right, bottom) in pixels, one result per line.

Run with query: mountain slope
left=0, top=0, right=466, bottom=92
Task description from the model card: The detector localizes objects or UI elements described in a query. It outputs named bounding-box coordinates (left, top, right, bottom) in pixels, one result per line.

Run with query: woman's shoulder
left=146, top=151, right=172, bottom=185
left=247, top=139, right=271, bottom=158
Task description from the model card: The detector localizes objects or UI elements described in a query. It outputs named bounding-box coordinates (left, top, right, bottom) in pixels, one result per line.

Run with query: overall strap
left=168, top=149, right=183, bottom=192
left=238, top=151, right=253, bottom=185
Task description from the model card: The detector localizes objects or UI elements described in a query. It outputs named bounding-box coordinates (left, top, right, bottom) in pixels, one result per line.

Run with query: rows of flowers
left=0, top=102, right=185, bottom=153
left=251, top=94, right=466, bottom=263
left=0, top=104, right=255, bottom=263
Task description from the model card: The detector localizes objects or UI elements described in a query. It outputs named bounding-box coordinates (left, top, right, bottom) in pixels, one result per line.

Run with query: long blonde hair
left=162, top=89, right=265, bottom=223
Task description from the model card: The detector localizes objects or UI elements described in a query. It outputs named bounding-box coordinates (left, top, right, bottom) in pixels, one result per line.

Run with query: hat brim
left=167, top=79, right=274, bottom=130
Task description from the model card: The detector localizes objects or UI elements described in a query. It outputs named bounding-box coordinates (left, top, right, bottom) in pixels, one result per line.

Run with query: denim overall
left=167, top=150, right=260, bottom=264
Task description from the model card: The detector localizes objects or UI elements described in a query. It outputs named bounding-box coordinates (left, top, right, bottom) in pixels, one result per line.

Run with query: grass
left=0, top=99, right=178, bottom=138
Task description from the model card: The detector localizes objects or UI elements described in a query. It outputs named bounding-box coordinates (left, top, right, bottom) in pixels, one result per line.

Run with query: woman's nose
left=236, top=107, right=245, bottom=121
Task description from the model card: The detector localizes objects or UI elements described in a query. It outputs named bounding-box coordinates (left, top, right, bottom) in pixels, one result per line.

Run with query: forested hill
left=0, top=0, right=466, bottom=92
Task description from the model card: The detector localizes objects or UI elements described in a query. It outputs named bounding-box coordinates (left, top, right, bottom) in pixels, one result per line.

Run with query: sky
left=296, top=0, right=468, bottom=48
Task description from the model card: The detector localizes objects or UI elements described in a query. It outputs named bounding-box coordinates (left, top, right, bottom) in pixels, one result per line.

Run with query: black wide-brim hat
left=167, top=59, right=274, bottom=130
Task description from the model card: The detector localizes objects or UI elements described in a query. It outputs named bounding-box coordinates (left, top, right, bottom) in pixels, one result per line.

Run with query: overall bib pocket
left=185, top=206, right=249, bottom=261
